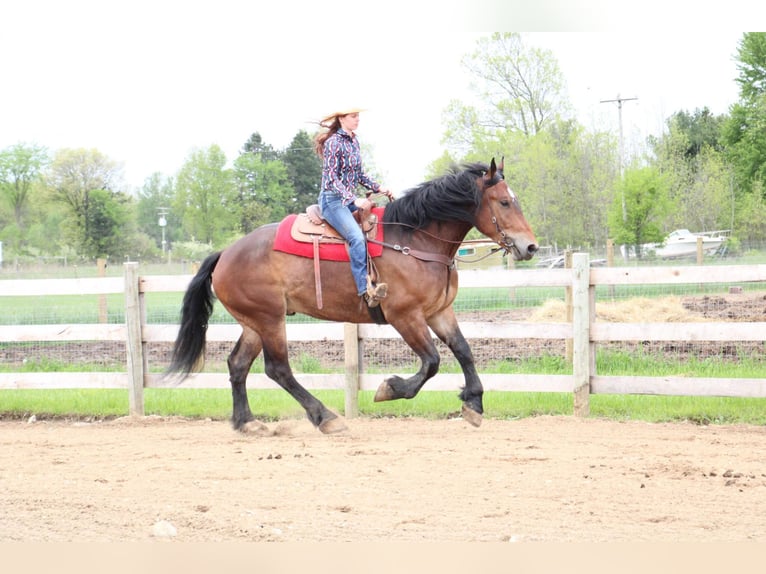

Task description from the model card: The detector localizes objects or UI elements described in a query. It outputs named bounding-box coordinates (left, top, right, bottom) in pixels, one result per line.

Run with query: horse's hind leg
left=261, top=345, right=347, bottom=434
left=227, top=328, right=267, bottom=433
left=256, top=322, right=347, bottom=434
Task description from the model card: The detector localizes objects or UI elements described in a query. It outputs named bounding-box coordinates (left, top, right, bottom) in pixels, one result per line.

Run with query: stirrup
left=366, top=279, right=388, bottom=301
left=363, top=292, right=380, bottom=308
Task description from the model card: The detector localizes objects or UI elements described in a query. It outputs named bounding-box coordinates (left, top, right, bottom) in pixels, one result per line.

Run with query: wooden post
left=606, top=239, right=614, bottom=267
left=97, top=258, right=107, bottom=323
left=506, top=253, right=516, bottom=300
left=124, top=262, right=145, bottom=416
left=606, top=239, right=615, bottom=298
left=564, top=250, right=573, bottom=363
left=344, top=322, right=360, bottom=418
left=571, top=253, right=591, bottom=417
left=696, top=236, right=704, bottom=265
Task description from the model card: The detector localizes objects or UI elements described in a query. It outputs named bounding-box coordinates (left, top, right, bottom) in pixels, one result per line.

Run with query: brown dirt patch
left=1, top=415, right=765, bottom=542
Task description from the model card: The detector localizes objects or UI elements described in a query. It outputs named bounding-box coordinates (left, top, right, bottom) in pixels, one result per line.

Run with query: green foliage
left=443, top=32, right=570, bottom=161
left=136, top=173, right=178, bottom=252
left=503, top=121, right=617, bottom=249
left=174, top=145, right=238, bottom=246
left=722, top=33, right=766, bottom=196
left=734, top=32, right=766, bottom=102
left=608, top=165, right=669, bottom=252
left=78, top=188, right=132, bottom=259
left=46, top=148, right=127, bottom=258
left=233, top=147, right=292, bottom=232
left=171, top=240, right=215, bottom=262
left=652, top=117, right=735, bottom=234
left=241, top=132, right=280, bottom=161
left=282, top=130, right=321, bottom=210
left=0, top=143, right=49, bottom=236
left=735, top=180, right=766, bottom=240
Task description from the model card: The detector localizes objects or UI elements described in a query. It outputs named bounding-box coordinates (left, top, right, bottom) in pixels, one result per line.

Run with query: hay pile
left=527, top=296, right=705, bottom=323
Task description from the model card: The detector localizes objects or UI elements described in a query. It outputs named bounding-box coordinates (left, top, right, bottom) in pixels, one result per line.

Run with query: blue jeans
left=319, top=192, right=368, bottom=296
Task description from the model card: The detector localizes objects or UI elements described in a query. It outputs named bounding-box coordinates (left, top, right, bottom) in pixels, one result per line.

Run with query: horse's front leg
left=374, top=319, right=440, bottom=402
left=427, top=307, right=484, bottom=427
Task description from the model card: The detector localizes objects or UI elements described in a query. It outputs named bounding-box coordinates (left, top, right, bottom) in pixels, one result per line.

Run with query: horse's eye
left=500, top=199, right=510, bottom=208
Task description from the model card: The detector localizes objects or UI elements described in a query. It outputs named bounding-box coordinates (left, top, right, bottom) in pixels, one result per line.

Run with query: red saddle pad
left=273, top=207, right=386, bottom=262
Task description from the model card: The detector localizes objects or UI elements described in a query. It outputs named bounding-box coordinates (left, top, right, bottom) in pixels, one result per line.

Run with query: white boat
left=620, top=229, right=729, bottom=260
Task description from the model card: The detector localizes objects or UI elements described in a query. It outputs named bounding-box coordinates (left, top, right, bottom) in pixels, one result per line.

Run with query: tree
left=233, top=150, right=292, bottom=232
left=0, top=143, right=49, bottom=260
left=442, top=32, right=571, bottom=158
left=137, top=172, right=178, bottom=251
left=608, top=166, right=670, bottom=257
left=0, top=143, right=49, bottom=230
left=735, top=180, right=766, bottom=240
left=46, top=148, right=125, bottom=258
left=174, top=145, right=238, bottom=246
left=241, top=132, right=280, bottom=161
left=722, top=33, right=766, bottom=195
left=665, top=108, right=726, bottom=158
left=509, top=120, right=617, bottom=249
left=282, top=130, right=321, bottom=210
left=652, top=110, right=733, bottom=234
left=77, top=188, right=131, bottom=259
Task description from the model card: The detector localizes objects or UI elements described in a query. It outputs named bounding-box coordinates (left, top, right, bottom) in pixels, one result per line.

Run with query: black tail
left=166, top=251, right=222, bottom=379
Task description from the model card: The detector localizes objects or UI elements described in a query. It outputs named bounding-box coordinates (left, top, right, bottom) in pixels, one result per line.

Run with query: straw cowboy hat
left=320, top=107, right=366, bottom=125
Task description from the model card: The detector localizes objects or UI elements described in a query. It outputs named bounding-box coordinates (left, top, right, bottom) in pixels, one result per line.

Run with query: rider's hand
left=378, top=187, right=394, bottom=201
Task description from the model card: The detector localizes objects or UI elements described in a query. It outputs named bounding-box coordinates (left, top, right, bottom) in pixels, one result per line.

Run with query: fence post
left=97, top=258, right=108, bottom=323
left=344, top=322, right=360, bottom=418
left=124, top=262, right=145, bottom=416
left=564, top=250, right=574, bottom=363
left=571, top=253, right=591, bottom=417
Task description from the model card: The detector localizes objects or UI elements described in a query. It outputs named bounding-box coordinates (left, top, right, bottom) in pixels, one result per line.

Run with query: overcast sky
left=0, top=1, right=760, bottom=194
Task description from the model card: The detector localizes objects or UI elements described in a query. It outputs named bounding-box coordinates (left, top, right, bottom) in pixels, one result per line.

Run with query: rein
left=367, top=235, right=455, bottom=268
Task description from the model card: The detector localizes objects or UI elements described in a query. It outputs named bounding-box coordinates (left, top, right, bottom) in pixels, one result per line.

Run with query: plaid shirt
left=321, top=128, right=379, bottom=206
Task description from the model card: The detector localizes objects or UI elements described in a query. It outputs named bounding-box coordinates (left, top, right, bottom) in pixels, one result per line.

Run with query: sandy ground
left=1, top=415, right=765, bottom=542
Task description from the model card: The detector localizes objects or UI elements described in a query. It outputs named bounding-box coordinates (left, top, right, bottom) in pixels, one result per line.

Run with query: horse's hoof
left=241, top=420, right=273, bottom=436
left=319, top=416, right=348, bottom=434
left=461, top=404, right=483, bottom=427
left=374, top=381, right=395, bottom=402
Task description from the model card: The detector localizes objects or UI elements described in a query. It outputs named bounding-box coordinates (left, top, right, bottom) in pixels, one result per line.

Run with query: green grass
left=2, top=388, right=765, bottom=426
left=2, top=348, right=764, bottom=425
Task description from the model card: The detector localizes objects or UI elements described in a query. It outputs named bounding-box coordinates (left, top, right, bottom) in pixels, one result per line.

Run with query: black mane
left=382, top=162, right=497, bottom=231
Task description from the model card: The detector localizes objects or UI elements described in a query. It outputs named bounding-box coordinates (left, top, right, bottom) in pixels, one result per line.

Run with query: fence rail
left=1, top=256, right=765, bottom=418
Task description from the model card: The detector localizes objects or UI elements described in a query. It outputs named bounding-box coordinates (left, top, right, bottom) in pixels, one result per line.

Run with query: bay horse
left=167, top=158, right=537, bottom=433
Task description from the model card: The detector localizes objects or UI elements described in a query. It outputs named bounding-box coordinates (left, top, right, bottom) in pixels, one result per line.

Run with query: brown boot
left=364, top=282, right=388, bottom=307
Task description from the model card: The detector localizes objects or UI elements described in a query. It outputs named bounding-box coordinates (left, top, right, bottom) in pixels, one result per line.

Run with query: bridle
left=482, top=170, right=523, bottom=259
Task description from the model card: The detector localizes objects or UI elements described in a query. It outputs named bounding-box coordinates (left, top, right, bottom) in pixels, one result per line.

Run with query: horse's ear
left=499, top=156, right=505, bottom=171
left=489, top=157, right=497, bottom=179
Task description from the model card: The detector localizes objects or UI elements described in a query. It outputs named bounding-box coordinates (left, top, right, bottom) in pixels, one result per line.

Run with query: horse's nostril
left=528, top=243, right=538, bottom=255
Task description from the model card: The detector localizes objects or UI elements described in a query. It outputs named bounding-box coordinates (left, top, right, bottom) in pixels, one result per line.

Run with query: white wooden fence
left=1, top=255, right=765, bottom=418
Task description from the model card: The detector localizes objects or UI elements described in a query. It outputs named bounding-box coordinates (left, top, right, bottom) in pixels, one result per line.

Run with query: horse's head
left=475, top=157, right=538, bottom=261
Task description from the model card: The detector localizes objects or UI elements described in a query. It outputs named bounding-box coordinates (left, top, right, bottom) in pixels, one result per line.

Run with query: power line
left=600, top=94, right=638, bottom=221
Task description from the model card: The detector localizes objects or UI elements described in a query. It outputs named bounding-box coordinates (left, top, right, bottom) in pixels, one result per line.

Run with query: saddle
left=289, top=204, right=378, bottom=244
left=290, top=204, right=380, bottom=310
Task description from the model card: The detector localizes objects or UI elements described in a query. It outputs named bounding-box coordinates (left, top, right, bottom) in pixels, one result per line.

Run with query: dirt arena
left=1, top=414, right=765, bottom=542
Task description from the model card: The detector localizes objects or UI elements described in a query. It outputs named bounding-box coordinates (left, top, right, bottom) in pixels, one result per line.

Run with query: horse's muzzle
left=506, top=239, right=538, bottom=261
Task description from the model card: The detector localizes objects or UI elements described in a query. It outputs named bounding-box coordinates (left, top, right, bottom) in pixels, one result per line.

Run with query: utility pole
left=600, top=94, right=638, bottom=221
